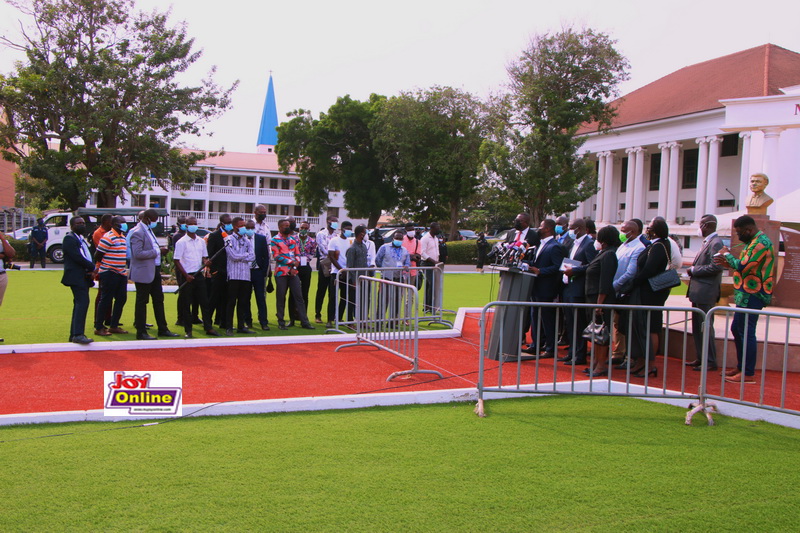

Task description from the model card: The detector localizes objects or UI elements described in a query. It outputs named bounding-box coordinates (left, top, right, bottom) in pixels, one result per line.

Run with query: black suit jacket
left=206, top=229, right=228, bottom=276
left=563, top=236, right=598, bottom=299
left=253, top=233, right=270, bottom=272
left=530, top=238, right=565, bottom=301
left=61, top=233, right=95, bottom=287
left=505, top=228, right=539, bottom=248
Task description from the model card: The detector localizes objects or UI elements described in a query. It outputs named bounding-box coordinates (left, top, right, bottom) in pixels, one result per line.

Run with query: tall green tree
left=276, top=94, right=394, bottom=228
left=374, top=86, right=488, bottom=240
left=0, top=0, right=237, bottom=210
left=482, top=27, right=629, bottom=223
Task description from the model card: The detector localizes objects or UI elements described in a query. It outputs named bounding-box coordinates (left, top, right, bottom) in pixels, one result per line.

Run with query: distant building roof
left=579, top=44, right=800, bottom=134
left=195, top=150, right=281, bottom=172
left=257, top=74, right=279, bottom=147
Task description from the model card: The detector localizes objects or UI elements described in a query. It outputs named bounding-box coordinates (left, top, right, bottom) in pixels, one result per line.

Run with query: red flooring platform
left=1, top=313, right=798, bottom=420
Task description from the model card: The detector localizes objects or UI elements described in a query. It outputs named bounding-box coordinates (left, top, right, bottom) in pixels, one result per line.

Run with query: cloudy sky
left=1, top=0, right=798, bottom=153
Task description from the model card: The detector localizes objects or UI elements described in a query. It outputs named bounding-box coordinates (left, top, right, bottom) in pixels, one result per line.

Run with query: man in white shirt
left=252, top=204, right=272, bottom=238
left=419, top=222, right=441, bottom=312
left=328, top=220, right=354, bottom=323
left=173, top=216, right=219, bottom=338
left=315, top=216, right=339, bottom=326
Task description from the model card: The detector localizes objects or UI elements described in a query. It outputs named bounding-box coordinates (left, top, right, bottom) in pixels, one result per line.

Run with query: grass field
left=0, top=396, right=797, bottom=531
left=0, top=269, right=688, bottom=345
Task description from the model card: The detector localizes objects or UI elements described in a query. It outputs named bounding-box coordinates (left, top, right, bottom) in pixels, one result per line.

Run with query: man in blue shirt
left=29, top=218, right=48, bottom=269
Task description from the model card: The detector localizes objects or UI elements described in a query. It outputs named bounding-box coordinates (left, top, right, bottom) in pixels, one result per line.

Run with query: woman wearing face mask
left=583, top=225, right=621, bottom=376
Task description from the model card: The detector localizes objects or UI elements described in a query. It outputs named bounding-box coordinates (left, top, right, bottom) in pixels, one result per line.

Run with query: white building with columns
left=575, top=44, right=800, bottom=250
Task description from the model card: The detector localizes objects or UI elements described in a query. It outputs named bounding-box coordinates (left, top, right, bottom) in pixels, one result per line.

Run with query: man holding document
left=559, top=218, right=597, bottom=365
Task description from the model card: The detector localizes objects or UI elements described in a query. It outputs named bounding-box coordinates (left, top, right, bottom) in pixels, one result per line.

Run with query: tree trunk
left=448, top=200, right=460, bottom=242
left=367, top=212, right=381, bottom=228
left=97, top=188, right=117, bottom=208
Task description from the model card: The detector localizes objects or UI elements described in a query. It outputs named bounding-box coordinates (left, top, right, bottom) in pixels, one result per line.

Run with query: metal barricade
left=695, top=306, right=800, bottom=418
left=335, top=276, right=444, bottom=381
left=328, top=265, right=453, bottom=334
left=476, top=301, right=707, bottom=417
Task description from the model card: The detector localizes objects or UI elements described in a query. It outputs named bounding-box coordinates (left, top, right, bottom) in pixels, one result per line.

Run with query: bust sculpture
left=745, top=173, right=774, bottom=215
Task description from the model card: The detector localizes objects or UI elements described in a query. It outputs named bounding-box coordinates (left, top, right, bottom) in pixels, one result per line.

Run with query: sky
left=1, top=0, right=799, bottom=153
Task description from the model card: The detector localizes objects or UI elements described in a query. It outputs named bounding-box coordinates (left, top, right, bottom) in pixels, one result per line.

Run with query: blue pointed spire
left=257, top=74, right=279, bottom=147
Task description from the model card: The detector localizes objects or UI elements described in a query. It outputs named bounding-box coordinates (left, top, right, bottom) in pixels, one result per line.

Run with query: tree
left=482, top=27, right=629, bottom=223
left=276, top=94, right=395, bottom=228
left=373, top=86, right=488, bottom=240
left=0, top=0, right=237, bottom=210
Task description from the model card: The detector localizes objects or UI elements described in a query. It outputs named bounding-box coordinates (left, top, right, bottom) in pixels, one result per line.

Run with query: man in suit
left=559, top=218, right=597, bottom=365
left=555, top=215, right=573, bottom=251
left=686, top=214, right=724, bottom=371
left=207, top=214, right=232, bottom=329
left=523, top=219, right=566, bottom=358
left=61, top=217, right=96, bottom=344
left=506, top=213, right=540, bottom=249
left=129, top=209, right=178, bottom=340
left=249, top=219, right=271, bottom=331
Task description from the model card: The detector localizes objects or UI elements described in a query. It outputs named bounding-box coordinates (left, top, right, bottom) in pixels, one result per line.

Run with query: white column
left=738, top=132, right=752, bottom=210
left=705, top=136, right=721, bottom=215
left=666, top=142, right=682, bottom=224
left=657, top=143, right=670, bottom=216
left=595, top=152, right=607, bottom=223
left=624, top=148, right=637, bottom=221
left=694, top=138, right=709, bottom=223
left=603, top=151, right=615, bottom=223
left=761, top=127, right=783, bottom=177
left=633, top=147, right=646, bottom=220
left=205, top=168, right=212, bottom=227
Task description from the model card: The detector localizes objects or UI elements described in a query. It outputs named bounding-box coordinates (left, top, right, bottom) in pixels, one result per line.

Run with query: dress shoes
left=278, top=324, right=288, bottom=331
left=136, top=332, right=157, bottom=341
left=192, top=318, right=203, bottom=325
left=237, top=328, right=254, bottom=334
left=610, top=356, right=625, bottom=365
left=562, top=358, right=587, bottom=366
left=301, top=323, right=315, bottom=330
left=206, top=329, right=220, bottom=337
left=108, top=327, right=128, bottom=334
left=315, top=316, right=323, bottom=324
left=184, top=333, right=193, bottom=339
left=94, top=328, right=112, bottom=336
left=614, top=359, right=631, bottom=370
left=260, top=324, right=270, bottom=331
left=685, top=359, right=702, bottom=367
left=521, top=345, right=539, bottom=355
left=538, top=351, right=555, bottom=359
left=725, top=372, right=756, bottom=384
left=692, top=365, right=718, bottom=372
left=556, top=355, right=572, bottom=362
left=288, top=321, right=296, bottom=328
left=72, top=334, right=94, bottom=345
left=225, top=328, right=235, bottom=336
left=158, top=330, right=180, bottom=338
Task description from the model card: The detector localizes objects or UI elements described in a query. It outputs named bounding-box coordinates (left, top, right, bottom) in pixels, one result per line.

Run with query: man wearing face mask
left=715, top=215, right=775, bottom=384
left=130, top=209, right=179, bottom=340
left=61, top=217, right=96, bottom=344
left=289, top=221, right=316, bottom=327
left=224, top=217, right=256, bottom=336
left=315, top=215, right=338, bottom=327
left=611, top=219, right=647, bottom=365
left=93, top=216, right=129, bottom=337
left=272, top=218, right=315, bottom=330
left=555, top=215, right=573, bottom=251
left=506, top=213, right=539, bottom=248
left=420, top=222, right=442, bottom=313
left=207, top=213, right=232, bottom=330
left=685, top=214, right=723, bottom=372
left=402, top=222, right=422, bottom=289
left=252, top=204, right=272, bottom=238
left=174, top=216, right=220, bottom=338
left=329, top=221, right=354, bottom=323
left=375, top=229, right=411, bottom=319
left=559, top=218, right=597, bottom=365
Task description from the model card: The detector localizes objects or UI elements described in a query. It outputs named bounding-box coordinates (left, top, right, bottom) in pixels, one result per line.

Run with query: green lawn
left=0, top=396, right=797, bottom=531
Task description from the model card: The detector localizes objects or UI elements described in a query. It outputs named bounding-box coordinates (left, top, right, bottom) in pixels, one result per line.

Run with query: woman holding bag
left=583, top=225, right=620, bottom=377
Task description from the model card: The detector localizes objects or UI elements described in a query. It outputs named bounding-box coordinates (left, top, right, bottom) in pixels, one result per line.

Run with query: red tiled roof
left=194, top=150, right=281, bottom=172
left=579, top=44, right=800, bottom=134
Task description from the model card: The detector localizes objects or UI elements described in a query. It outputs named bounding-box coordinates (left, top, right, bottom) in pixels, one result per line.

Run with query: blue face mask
left=330, top=222, right=339, bottom=230
left=180, top=223, right=187, bottom=231
left=224, top=223, right=234, bottom=233
left=238, top=227, right=248, bottom=236
left=118, top=223, right=128, bottom=233
left=343, top=229, right=353, bottom=238
left=187, top=225, right=198, bottom=234
left=245, top=229, right=255, bottom=237
left=392, top=239, right=402, bottom=247
left=566, top=229, right=576, bottom=240
left=149, top=221, right=158, bottom=230
left=555, top=225, right=564, bottom=235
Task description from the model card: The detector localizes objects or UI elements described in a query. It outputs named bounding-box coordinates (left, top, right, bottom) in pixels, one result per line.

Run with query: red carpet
left=1, top=313, right=798, bottom=416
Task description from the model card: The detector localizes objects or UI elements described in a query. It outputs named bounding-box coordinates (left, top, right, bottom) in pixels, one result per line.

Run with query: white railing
left=210, top=185, right=257, bottom=196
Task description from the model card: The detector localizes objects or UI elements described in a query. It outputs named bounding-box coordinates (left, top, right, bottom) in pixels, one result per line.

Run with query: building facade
left=574, top=44, right=800, bottom=247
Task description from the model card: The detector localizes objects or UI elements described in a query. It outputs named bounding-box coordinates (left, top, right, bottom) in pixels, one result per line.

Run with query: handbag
left=266, top=273, right=274, bottom=293
left=582, top=319, right=610, bottom=346
left=648, top=242, right=681, bottom=292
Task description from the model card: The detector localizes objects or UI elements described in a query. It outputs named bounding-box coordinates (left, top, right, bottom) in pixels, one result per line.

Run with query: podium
left=487, top=265, right=536, bottom=361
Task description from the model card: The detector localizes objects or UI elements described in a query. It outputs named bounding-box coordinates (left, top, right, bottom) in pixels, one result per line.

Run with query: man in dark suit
left=555, top=215, right=573, bottom=252
left=523, top=219, right=565, bottom=357
left=249, top=221, right=271, bottom=330
left=207, top=214, right=232, bottom=329
left=506, top=213, right=540, bottom=248
left=559, top=218, right=597, bottom=365
left=61, top=217, right=96, bottom=344
left=686, top=214, right=724, bottom=371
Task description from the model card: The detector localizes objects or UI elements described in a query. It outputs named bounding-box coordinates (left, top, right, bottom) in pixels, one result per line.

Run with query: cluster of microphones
left=488, top=241, right=534, bottom=270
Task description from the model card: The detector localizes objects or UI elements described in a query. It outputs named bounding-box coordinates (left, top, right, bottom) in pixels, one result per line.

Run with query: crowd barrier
left=475, top=301, right=800, bottom=424
left=335, top=276, right=444, bottom=381
left=329, top=265, right=453, bottom=334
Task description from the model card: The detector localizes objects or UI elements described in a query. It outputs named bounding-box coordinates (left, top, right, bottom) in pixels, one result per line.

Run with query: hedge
left=444, top=239, right=500, bottom=265
left=7, top=238, right=30, bottom=263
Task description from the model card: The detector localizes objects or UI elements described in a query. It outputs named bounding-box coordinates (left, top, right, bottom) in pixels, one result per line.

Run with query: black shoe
left=158, top=330, right=179, bottom=338
left=563, top=358, right=587, bottom=366
left=237, top=328, right=254, bottom=334
left=614, top=359, right=630, bottom=370
left=288, top=321, right=296, bottom=328
left=184, top=333, right=193, bottom=339
left=145, top=323, right=153, bottom=329
left=278, top=324, right=288, bottom=331
left=225, top=329, right=234, bottom=336
left=556, top=355, right=572, bottom=362
left=521, top=345, right=539, bottom=355
left=633, top=368, right=658, bottom=379
left=136, top=332, right=157, bottom=341
left=610, top=356, right=625, bottom=365
left=301, top=323, right=315, bottom=330
left=72, top=334, right=94, bottom=345
left=206, top=329, right=220, bottom=337
left=260, top=324, right=270, bottom=331
left=693, top=365, right=718, bottom=372
left=538, top=351, right=555, bottom=359
left=685, top=359, right=702, bottom=367
left=192, top=318, right=203, bottom=325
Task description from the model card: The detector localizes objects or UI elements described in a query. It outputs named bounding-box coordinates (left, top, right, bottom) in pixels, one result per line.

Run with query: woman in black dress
left=583, top=225, right=620, bottom=376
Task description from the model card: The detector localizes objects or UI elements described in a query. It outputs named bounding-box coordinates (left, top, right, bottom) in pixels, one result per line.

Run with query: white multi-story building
left=574, top=44, right=800, bottom=250
left=87, top=75, right=366, bottom=233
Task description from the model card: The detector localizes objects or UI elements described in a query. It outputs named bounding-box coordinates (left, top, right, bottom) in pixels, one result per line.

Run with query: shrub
left=7, top=238, right=30, bottom=262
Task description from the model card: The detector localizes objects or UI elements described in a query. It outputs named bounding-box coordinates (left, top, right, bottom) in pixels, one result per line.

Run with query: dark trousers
left=315, top=269, right=331, bottom=320
left=731, top=298, right=764, bottom=376
left=209, top=272, right=228, bottom=328
left=249, top=268, right=269, bottom=327
left=134, top=267, right=167, bottom=334
left=226, top=279, right=252, bottom=330
left=95, top=271, right=127, bottom=330
left=338, top=277, right=355, bottom=322
left=288, top=265, right=312, bottom=323
left=276, top=274, right=309, bottom=326
left=175, top=270, right=200, bottom=327
left=530, top=303, right=557, bottom=353
left=423, top=268, right=435, bottom=311
left=564, top=293, right=589, bottom=360
left=29, top=246, right=46, bottom=268
left=69, top=285, right=90, bottom=339
left=180, top=275, right=212, bottom=334
left=691, top=301, right=717, bottom=367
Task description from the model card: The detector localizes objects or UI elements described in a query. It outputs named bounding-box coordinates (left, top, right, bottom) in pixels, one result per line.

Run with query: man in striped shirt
left=225, top=217, right=256, bottom=336
left=93, top=216, right=129, bottom=336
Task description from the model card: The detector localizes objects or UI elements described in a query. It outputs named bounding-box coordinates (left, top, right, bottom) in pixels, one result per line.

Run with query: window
left=245, top=203, right=254, bottom=213
left=327, top=207, right=340, bottom=218
left=648, top=202, right=658, bottom=209
left=269, top=178, right=278, bottom=189
left=721, top=134, right=739, bottom=157
left=131, top=194, right=146, bottom=207
left=649, top=153, right=661, bottom=191
left=193, top=200, right=204, bottom=211
left=268, top=204, right=277, bottom=215
left=232, top=176, right=241, bottom=187
left=281, top=179, right=291, bottom=190
left=680, top=201, right=696, bottom=209
left=218, top=175, right=228, bottom=186
left=619, top=203, right=625, bottom=211
left=620, top=157, right=628, bottom=193
left=718, top=199, right=735, bottom=208
left=293, top=206, right=303, bottom=216
left=279, top=205, right=289, bottom=216
left=682, top=148, right=698, bottom=189
left=246, top=177, right=254, bottom=188
left=218, top=202, right=228, bottom=212
left=231, top=202, right=240, bottom=214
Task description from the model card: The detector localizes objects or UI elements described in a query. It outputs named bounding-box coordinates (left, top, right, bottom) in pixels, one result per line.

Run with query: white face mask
left=407, top=231, right=415, bottom=238
left=696, top=228, right=704, bottom=238
left=593, top=240, right=603, bottom=251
